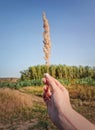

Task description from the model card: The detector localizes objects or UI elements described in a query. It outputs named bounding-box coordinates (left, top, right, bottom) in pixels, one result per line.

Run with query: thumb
left=44, top=73, right=58, bottom=91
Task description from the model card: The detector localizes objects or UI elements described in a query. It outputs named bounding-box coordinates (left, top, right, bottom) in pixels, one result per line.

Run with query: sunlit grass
left=20, top=86, right=43, bottom=97
left=0, top=88, right=33, bottom=124
left=0, top=87, right=57, bottom=130
left=0, top=85, right=95, bottom=129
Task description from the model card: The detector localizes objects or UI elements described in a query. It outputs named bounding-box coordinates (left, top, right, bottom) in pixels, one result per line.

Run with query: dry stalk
left=42, top=12, right=51, bottom=66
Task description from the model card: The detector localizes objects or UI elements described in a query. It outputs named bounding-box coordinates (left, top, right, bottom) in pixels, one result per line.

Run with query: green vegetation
left=20, top=65, right=95, bottom=81
left=0, top=65, right=95, bottom=89
left=20, top=65, right=95, bottom=86
left=0, top=79, right=43, bottom=89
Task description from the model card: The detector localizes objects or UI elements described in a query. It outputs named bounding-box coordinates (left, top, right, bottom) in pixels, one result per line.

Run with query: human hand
left=43, top=73, right=72, bottom=129
left=43, top=73, right=95, bottom=130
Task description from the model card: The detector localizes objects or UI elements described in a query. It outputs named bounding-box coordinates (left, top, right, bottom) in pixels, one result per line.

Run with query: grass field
left=0, top=86, right=95, bottom=130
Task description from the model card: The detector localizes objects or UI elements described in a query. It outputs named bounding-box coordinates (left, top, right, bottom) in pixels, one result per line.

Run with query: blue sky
left=0, top=0, right=95, bottom=77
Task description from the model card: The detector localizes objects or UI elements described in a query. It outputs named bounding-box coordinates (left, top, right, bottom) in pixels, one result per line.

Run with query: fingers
left=44, top=73, right=58, bottom=91
left=44, top=73, right=65, bottom=91
left=42, top=73, right=65, bottom=104
left=43, top=85, right=52, bottom=104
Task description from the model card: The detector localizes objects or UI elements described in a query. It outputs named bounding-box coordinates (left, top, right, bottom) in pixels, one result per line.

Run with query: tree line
left=20, top=65, right=95, bottom=80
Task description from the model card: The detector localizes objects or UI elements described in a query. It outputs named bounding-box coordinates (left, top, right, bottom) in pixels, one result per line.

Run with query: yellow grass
left=20, top=86, right=43, bottom=96
left=0, top=88, right=33, bottom=124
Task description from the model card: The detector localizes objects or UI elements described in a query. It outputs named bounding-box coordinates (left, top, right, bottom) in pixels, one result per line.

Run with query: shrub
left=76, top=77, right=95, bottom=86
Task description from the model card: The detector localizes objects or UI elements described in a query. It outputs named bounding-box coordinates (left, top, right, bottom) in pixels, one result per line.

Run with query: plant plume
left=42, top=12, right=51, bottom=66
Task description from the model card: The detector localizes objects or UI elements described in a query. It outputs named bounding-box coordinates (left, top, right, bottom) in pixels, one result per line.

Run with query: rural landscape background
left=0, top=0, right=95, bottom=130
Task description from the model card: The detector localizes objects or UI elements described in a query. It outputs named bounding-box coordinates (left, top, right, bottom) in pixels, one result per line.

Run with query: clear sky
left=0, top=0, right=95, bottom=77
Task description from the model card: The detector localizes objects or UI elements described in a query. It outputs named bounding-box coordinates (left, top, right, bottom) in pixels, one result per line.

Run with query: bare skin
left=43, top=73, right=95, bottom=130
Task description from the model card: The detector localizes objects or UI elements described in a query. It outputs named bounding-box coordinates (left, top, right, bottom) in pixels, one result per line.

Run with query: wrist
left=59, top=107, right=95, bottom=130
left=57, top=107, right=77, bottom=130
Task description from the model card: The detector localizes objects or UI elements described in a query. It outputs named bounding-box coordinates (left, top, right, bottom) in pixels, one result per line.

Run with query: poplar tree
left=42, top=12, right=51, bottom=66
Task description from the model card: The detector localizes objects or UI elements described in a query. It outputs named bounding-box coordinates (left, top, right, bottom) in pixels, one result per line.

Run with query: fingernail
left=44, top=73, right=49, bottom=77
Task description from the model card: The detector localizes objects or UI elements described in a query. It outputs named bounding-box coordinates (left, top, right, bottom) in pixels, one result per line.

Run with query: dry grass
left=20, top=86, right=43, bottom=97
left=0, top=86, right=95, bottom=130
left=0, top=87, right=57, bottom=130
left=0, top=88, right=33, bottom=124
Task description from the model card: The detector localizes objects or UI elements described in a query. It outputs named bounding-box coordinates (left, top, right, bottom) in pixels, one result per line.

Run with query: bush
left=76, top=77, right=95, bottom=86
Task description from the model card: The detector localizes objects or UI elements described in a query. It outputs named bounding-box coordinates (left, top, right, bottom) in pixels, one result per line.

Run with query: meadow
left=0, top=65, right=95, bottom=130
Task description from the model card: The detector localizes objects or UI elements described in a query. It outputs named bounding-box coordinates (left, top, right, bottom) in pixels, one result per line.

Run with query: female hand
left=43, top=73, right=72, bottom=129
